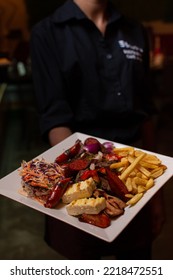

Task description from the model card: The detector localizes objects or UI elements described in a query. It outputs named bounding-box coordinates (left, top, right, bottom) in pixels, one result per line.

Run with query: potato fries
left=113, top=147, right=135, bottom=156
left=119, top=152, right=146, bottom=181
left=126, top=193, right=143, bottom=206
left=111, top=146, right=167, bottom=206
left=110, top=158, right=128, bottom=169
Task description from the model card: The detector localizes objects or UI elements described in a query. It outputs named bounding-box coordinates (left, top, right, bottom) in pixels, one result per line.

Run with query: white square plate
left=0, top=132, right=173, bottom=242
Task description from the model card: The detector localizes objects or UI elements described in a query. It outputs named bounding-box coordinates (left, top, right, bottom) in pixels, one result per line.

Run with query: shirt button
left=106, top=53, right=113, bottom=59
left=99, top=38, right=105, bottom=47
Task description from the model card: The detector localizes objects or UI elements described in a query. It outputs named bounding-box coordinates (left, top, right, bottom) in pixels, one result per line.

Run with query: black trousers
left=44, top=203, right=152, bottom=260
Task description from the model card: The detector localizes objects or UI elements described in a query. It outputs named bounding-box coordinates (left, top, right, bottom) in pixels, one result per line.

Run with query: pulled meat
left=93, top=189, right=126, bottom=217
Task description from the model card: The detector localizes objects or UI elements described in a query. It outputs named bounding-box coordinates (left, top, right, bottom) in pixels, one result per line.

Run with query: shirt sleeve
left=30, top=21, right=74, bottom=140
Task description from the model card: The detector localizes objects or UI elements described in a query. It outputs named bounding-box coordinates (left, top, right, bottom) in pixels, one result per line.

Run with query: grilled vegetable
left=77, top=169, right=100, bottom=183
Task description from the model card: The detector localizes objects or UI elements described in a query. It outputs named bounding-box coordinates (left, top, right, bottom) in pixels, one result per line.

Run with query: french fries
left=110, top=158, right=128, bottom=169
left=119, top=152, right=146, bottom=181
left=126, top=193, right=143, bottom=206
left=111, top=147, right=167, bottom=206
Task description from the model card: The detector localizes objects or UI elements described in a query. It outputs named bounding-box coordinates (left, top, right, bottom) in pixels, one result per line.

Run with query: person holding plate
left=31, top=0, right=164, bottom=259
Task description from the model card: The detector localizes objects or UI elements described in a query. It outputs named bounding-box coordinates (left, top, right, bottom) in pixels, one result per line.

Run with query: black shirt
left=31, top=0, right=153, bottom=143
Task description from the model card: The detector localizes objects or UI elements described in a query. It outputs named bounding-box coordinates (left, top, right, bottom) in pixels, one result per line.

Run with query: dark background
left=25, top=0, right=173, bottom=27
left=0, top=0, right=173, bottom=260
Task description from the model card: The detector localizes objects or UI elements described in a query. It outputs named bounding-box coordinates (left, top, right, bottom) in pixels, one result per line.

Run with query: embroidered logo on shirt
left=118, top=40, right=143, bottom=61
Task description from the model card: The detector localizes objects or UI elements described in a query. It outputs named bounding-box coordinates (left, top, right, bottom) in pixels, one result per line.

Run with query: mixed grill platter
left=0, top=132, right=173, bottom=242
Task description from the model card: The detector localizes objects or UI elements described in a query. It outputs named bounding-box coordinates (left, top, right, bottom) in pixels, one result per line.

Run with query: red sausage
left=106, top=168, right=129, bottom=201
left=68, top=158, right=89, bottom=172
left=84, top=137, right=100, bottom=146
left=44, top=178, right=71, bottom=208
left=55, top=140, right=82, bottom=164
left=79, top=212, right=111, bottom=228
left=84, top=137, right=101, bottom=154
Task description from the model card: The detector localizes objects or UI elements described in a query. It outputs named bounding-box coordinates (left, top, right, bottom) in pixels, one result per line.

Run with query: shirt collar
left=51, top=0, right=122, bottom=24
